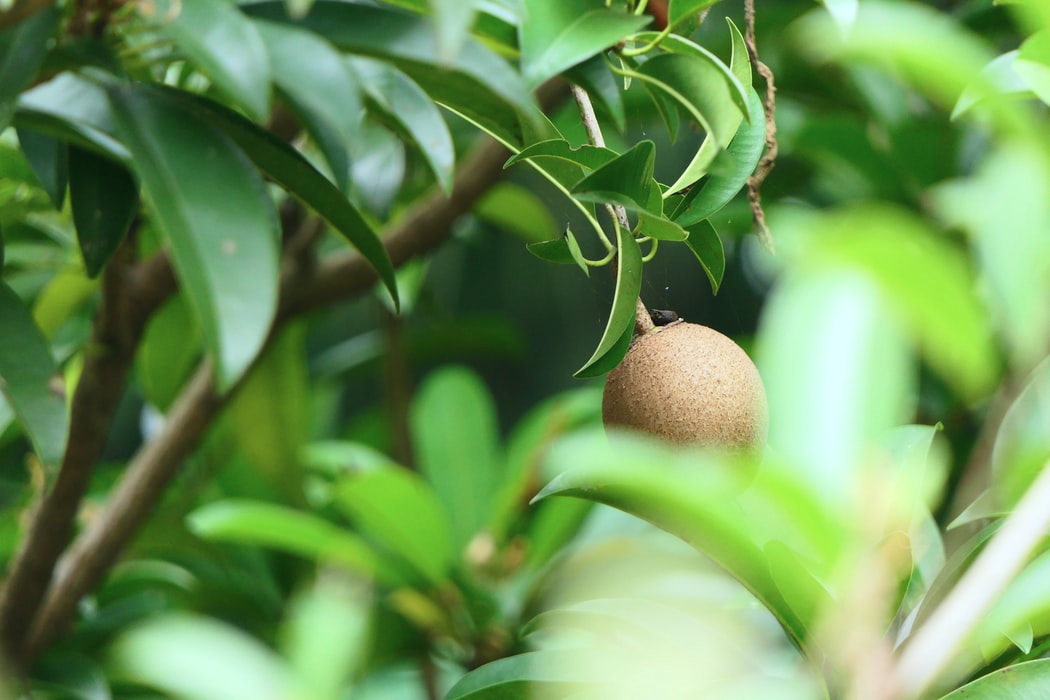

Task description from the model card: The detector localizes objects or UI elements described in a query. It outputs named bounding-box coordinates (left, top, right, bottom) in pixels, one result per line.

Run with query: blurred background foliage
left=1, top=0, right=1050, bottom=699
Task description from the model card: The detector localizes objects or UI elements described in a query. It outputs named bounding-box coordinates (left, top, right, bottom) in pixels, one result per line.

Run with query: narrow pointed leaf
left=506, top=139, right=619, bottom=173
left=574, top=224, right=643, bottom=377
left=69, top=147, right=139, bottom=277
left=445, top=651, right=588, bottom=700
left=637, top=211, right=688, bottom=241
left=17, top=129, right=67, bottom=208
left=0, top=282, right=67, bottom=468
left=682, top=219, right=725, bottom=293
left=572, top=140, right=659, bottom=214
left=0, top=6, right=60, bottom=131
left=145, top=0, right=271, bottom=120
left=526, top=238, right=577, bottom=265
left=106, top=84, right=279, bottom=390
left=14, top=72, right=128, bottom=160
left=939, top=659, right=1050, bottom=699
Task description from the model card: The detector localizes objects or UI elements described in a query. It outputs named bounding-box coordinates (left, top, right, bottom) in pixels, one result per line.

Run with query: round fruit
left=602, top=321, right=768, bottom=449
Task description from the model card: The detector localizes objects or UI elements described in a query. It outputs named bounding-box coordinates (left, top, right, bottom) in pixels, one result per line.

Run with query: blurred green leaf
left=0, top=281, right=67, bottom=468
left=137, top=293, right=201, bottom=411
left=681, top=219, right=724, bottom=294
left=349, top=120, right=406, bottom=218
left=519, top=0, right=649, bottom=88
left=68, top=146, right=138, bottom=277
left=15, top=72, right=129, bottom=160
left=335, top=465, right=455, bottom=585
left=672, top=88, right=765, bottom=227
left=507, top=139, right=618, bottom=176
left=970, top=551, right=1050, bottom=671
left=573, top=223, right=642, bottom=378
left=107, top=613, right=293, bottom=700
left=161, top=87, right=399, bottom=309
left=953, top=51, right=1030, bottom=119
left=106, top=83, right=279, bottom=391
left=939, top=659, right=1050, bottom=699
left=474, top=182, right=559, bottom=243
left=990, top=358, right=1050, bottom=511
left=445, top=651, right=585, bottom=700
left=430, top=0, right=477, bottom=61
left=0, top=6, right=59, bottom=131
left=819, top=0, right=858, bottom=32
left=410, top=366, right=502, bottom=549
left=244, top=0, right=539, bottom=148
left=352, top=57, right=455, bottom=194
left=667, top=0, right=721, bottom=28
left=571, top=140, right=659, bottom=213
left=188, top=499, right=399, bottom=584
left=16, top=129, right=67, bottom=209
left=1016, top=30, right=1050, bottom=107
left=145, top=0, right=271, bottom=120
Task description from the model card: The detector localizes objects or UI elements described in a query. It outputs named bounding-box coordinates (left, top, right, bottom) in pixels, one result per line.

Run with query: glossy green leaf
left=244, top=1, right=539, bottom=148
left=0, top=281, right=67, bottom=468
left=144, top=0, right=271, bottom=120
left=445, top=651, right=587, bottom=700
left=519, top=0, right=649, bottom=88
left=527, top=236, right=578, bottom=266
left=349, top=120, right=406, bottom=218
left=107, top=614, right=293, bottom=700
left=636, top=211, right=687, bottom=241
left=667, top=0, right=721, bottom=28
left=506, top=139, right=618, bottom=174
left=187, top=499, right=399, bottom=584
left=535, top=429, right=806, bottom=644
left=939, top=659, right=1050, bottom=699
left=14, top=72, right=129, bottom=160
left=1015, top=29, right=1050, bottom=107
left=16, top=129, right=67, bottom=208
left=672, top=88, right=765, bottom=227
left=334, top=465, right=455, bottom=585
left=566, top=54, right=626, bottom=132
left=68, top=146, right=139, bottom=277
left=572, top=140, right=659, bottom=213
left=351, top=57, right=454, bottom=193
left=254, top=18, right=362, bottom=182
left=574, top=223, right=642, bottom=377
left=682, top=219, right=725, bottom=294
left=410, top=366, right=502, bottom=549
left=155, top=86, right=398, bottom=309
left=430, top=0, right=477, bottom=61
left=474, top=182, right=559, bottom=244
left=106, top=83, right=279, bottom=391
left=989, top=358, right=1050, bottom=511
left=0, top=6, right=59, bottom=131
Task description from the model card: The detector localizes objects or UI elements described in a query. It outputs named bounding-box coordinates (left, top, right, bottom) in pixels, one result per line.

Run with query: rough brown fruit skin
left=602, top=321, right=768, bottom=449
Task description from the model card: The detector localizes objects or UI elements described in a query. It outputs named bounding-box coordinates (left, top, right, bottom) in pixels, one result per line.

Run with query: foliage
left=0, top=0, right=1049, bottom=699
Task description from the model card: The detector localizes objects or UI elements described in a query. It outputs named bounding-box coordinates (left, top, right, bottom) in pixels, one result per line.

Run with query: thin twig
left=743, top=0, right=777, bottom=254
left=891, top=458, right=1050, bottom=699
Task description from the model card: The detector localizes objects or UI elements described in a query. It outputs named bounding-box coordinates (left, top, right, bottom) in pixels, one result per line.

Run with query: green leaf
left=16, top=129, right=67, bottom=209
left=969, top=551, right=1050, bottom=669
left=254, top=18, right=362, bottom=182
left=187, top=499, right=399, bottom=584
left=15, top=72, right=129, bottom=160
left=144, top=0, right=272, bottom=120
left=819, top=0, right=858, bottom=33
left=68, top=146, right=139, bottom=277
left=989, top=358, right=1050, bottom=512
left=519, top=0, right=650, bottom=88
left=667, top=0, right=721, bottom=28
left=158, top=88, right=398, bottom=309
left=0, top=282, right=67, bottom=468
left=636, top=211, right=687, bottom=241
left=243, top=0, right=539, bottom=148
left=682, top=219, right=725, bottom=294
left=672, top=88, right=765, bottom=227
left=410, top=366, right=502, bottom=549
left=0, top=6, right=60, bottom=131
left=574, top=223, right=643, bottom=378
left=334, top=465, right=455, bottom=585
left=535, top=429, right=806, bottom=644
left=445, top=651, right=586, bottom=700
left=939, top=659, right=1050, bottom=699
left=1016, top=30, right=1050, bottom=106
left=527, top=235, right=579, bottom=266
left=953, top=51, right=1030, bottom=120
left=474, top=182, right=559, bottom=244
left=105, top=83, right=279, bottom=390
left=430, top=0, right=477, bottom=61
left=136, top=294, right=201, bottom=411
left=572, top=140, right=659, bottom=214
left=107, top=614, right=293, bottom=700
left=351, top=57, right=454, bottom=193
left=506, top=138, right=619, bottom=174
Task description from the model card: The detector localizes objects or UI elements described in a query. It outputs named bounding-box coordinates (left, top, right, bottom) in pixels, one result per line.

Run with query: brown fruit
left=602, top=321, right=768, bottom=449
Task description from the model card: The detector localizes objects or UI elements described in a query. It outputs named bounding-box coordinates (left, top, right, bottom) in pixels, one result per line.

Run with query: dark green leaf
left=672, top=88, right=765, bottom=227
left=0, top=6, right=60, bottom=131
left=14, top=72, right=128, bottom=160
left=682, top=219, right=725, bottom=293
left=519, top=0, right=649, bottom=88
left=571, top=140, right=659, bottom=214
left=351, top=57, right=455, bottom=193
left=107, top=614, right=293, bottom=700
left=0, top=282, right=67, bottom=468
left=334, top=465, right=455, bottom=585
left=68, top=146, right=139, bottom=277
left=637, top=211, right=688, bottom=241
left=106, top=83, right=279, bottom=390
left=16, top=129, right=67, bottom=208
left=187, top=499, right=400, bottom=584
left=574, top=223, right=642, bottom=377
left=566, top=54, right=626, bottom=132
left=445, top=651, right=587, bottom=700
left=527, top=237, right=577, bottom=265
left=939, top=659, right=1050, bottom=699
left=410, top=366, right=502, bottom=549
left=145, top=0, right=271, bottom=120
left=159, top=87, right=399, bottom=309
left=506, top=139, right=619, bottom=174
left=243, top=1, right=539, bottom=148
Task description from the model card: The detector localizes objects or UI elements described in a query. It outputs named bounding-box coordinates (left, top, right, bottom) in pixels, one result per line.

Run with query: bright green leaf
left=574, top=223, right=642, bottom=377
left=1016, top=29, right=1050, bottom=107
left=519, top=0, right=650, bottom=88
left=667, top=0, right=721, bottom=28
left=527, top=234, right=580, bottom=266
left=474, top=182, right=559, bottom=244
left=0, top=6, right=59, bottom=131
left=682, top=219, right=725, bottom=294
left=507, top=138, right=619, bottom=174
left=143, top=0, right=272, bottom=120
left=953, top=51, right=1030, bottom=119
left=572, top=140, right=659, bottom=213
left=989, top=357, right=1050, bottom=512
left=636, top=211, right=687, bottom=241
left=939, top=659, right=1050, bottom=699
left=445, top=651, right=587, bottom=700
left=819, top=0, right=858, bottom=32
left=68, top=146, right=138, bottom=277
left=410, top=366, right=502, bottom=549
left=0, top=282, right=67, bottom=468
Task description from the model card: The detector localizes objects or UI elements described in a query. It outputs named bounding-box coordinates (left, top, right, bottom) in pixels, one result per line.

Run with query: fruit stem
left=571, top=84, right=654, bottom=337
